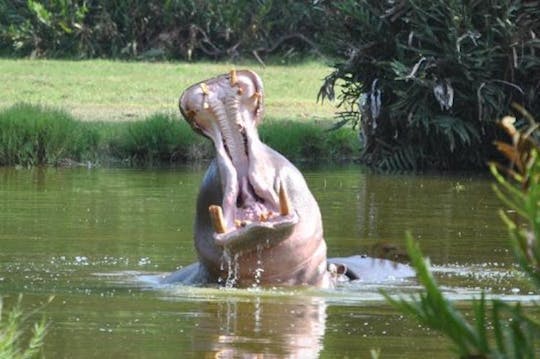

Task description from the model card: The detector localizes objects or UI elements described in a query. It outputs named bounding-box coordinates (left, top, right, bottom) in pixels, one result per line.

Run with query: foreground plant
left=0, top=295, right=51, bottom=359
left=384, top=109, right=540, bottom=358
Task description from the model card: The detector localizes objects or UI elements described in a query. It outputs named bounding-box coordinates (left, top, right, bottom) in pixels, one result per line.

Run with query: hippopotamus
left=161, top=69, right=413, bottom=288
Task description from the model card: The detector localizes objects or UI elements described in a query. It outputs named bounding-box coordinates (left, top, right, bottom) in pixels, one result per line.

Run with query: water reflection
left=190, top=294, right=326, bottom=358
left=307, top=168, right=508, bottom=265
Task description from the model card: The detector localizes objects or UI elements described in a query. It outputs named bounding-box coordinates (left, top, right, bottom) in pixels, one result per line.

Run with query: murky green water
left=0, top=165, right=533, bottom=358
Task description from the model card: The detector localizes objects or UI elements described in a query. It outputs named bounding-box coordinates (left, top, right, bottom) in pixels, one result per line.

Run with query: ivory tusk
left=200, top=83, right=210, bottom=109
left=209, top=205, right=227, bottom=233
left=200, top=83, right=210, bottom=95
left=279, top=182, right=291, bottom=216
left=229, top=69, right=238, bottom=86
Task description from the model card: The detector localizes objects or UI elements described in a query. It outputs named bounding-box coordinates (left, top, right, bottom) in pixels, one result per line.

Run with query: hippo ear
left=328, top=263, right=348, bottom=276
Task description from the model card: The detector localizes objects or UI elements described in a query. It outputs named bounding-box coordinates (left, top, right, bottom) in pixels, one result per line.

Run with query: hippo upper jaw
left=179, top=69, right=293, bottom=252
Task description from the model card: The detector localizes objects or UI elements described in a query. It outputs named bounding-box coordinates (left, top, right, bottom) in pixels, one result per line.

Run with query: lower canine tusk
left=279, top=182, right=291, bottom=216
left=209, top=205, right=227, bottom=233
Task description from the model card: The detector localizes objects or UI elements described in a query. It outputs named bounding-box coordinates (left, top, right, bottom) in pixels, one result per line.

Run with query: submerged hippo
left=162, top=69, right=413, bottom=288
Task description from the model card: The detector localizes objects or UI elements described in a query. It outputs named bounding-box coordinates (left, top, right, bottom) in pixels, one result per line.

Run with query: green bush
left=260, top=119, right=359, bottom=162
left=0, top=103, right=98, bottom=166
left=319, top=0, right=540, bottom=170
left=106, top=113, right=210, bottom=165
left=0, top=104, right=358, bottom=167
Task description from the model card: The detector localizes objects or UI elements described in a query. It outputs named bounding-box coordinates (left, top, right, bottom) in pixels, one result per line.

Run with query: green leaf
left=27, top=0, right=51, bottom=27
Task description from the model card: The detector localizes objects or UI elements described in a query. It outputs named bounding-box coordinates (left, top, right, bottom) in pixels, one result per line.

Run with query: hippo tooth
left=209, top=205, right=227, bottom=233
left=279, top=182, right=291, bottom=216
left=200, top=83, right=210, bottom=95
left=199, top=83, right=210, bottom=109
left=235, top=219, right=249, bottom=228
left=251, top=91, right=261, bottom=101
left=229, top=69, right=238, bottom=86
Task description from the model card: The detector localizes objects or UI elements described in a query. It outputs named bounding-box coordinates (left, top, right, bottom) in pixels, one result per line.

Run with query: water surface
left=0, top=166, right=530, bottom=358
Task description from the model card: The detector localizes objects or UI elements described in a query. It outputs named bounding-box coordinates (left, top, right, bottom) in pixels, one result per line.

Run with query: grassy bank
left=0, top=59, right=356, bottom=166
left=0, top=59, right=337, bottom=122
left=0, top=104, right=359, bottom=167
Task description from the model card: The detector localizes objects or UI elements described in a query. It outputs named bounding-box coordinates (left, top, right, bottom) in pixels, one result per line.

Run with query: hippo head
left=179, top=70, right=329, bottom=287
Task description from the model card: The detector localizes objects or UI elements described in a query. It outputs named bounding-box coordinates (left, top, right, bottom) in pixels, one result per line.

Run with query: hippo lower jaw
left=213, top=211, right=299, bottom=252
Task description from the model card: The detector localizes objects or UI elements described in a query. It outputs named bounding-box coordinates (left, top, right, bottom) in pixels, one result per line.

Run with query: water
left=0, top=165, right=532, bottom=358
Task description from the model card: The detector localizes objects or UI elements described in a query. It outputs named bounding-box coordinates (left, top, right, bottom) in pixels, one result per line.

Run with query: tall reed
left=0, top=295, right=50, bottom=359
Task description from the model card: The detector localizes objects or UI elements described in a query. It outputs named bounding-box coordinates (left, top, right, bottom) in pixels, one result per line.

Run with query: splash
left=220, top=249, right=240, bottom=288
left=252, top=244, right=265, bottom=288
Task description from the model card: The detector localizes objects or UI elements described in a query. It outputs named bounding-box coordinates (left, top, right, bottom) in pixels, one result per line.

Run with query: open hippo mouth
left=179, top=70, right=298, bottom=252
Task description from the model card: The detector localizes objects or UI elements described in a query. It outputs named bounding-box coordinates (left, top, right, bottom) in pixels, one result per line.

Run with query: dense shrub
left=106, top=114, right=210, bottom=165
left=260, top=119, right=359, bottom=162
left=319, top=0, right=540, bottom=170
left=0, top=104, right=358, bottom=167
left=0, top=103, right=99, bottom=166
left=0, top=0, right=329, bottom=62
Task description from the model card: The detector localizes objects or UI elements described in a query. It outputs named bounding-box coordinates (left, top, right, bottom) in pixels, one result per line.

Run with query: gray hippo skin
left=162, top=69, right=413, bottom=288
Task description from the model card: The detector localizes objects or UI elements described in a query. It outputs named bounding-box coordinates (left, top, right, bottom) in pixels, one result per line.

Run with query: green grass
left=0, top=59, right=337, bottom=122
left=0, top=59, right=357, bottom=166
left=0, top=103, right=358, bottom=167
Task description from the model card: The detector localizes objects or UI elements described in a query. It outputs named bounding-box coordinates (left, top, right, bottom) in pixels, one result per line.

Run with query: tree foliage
left=319, top=0, right=540, bottom=170
left=0, top=0, right=329, bottom=62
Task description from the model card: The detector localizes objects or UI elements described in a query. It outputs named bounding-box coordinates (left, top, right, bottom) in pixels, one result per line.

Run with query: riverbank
left=0, top=103, right=359, bottom=167
left=0, top=59, right=359, bottom=167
